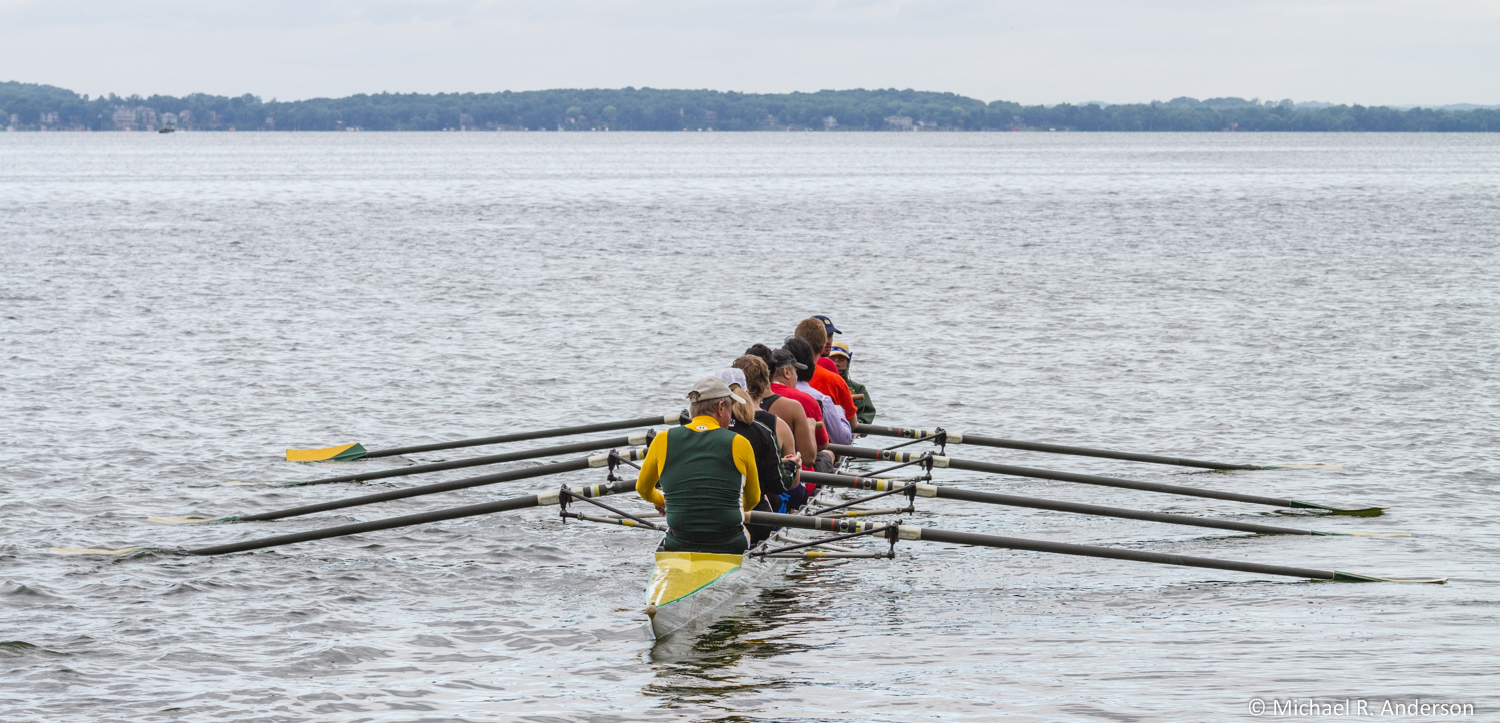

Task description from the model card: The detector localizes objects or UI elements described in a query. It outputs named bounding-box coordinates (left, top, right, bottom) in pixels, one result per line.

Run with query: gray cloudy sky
left=2, top=0, right=1496, bottom=105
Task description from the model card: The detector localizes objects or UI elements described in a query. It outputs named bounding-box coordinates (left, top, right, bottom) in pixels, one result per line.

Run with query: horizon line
left=6, top=80, right=1497, bottom=110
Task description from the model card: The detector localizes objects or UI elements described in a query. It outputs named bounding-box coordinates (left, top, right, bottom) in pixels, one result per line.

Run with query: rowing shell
left=643, top=495, right=876, bottom=640
left=643, top=528, right=796, bottom=640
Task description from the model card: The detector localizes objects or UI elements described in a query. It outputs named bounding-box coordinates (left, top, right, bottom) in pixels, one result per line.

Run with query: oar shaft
left=855, top=424, right=1261, bottom=471
left=827, top=444, right=1300, bottom=509
left=936, top=487, right=1310, bottom=536
left=801, top=472, right=1314, bottom=536
left=291, top=434, right=646, bottom=487
left=915, top=527, right=1334, bottom=580
left=745, top=511, right=1335, bottom=580
left=189, top=479, right=637, bottom=556
left=190, top=495, right=543, bottom=556
left=366, top=413, right=681, bottom=458
left=243, top=457, right=573, bottom=522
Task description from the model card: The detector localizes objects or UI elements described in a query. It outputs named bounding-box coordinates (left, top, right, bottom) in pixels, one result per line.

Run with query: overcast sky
left=2, top=0, right=1496, bottom=105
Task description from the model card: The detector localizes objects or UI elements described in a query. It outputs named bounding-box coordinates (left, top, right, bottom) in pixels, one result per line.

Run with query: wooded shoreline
left=4, top=81, right=1496, bottom=132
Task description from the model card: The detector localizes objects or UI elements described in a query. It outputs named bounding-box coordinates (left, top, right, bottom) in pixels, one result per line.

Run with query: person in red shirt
left=812, top=315, right=844, bottom=374
left=763, top=347, right=839, bottom=475
left=795, top=318, right=857, bottom=424
left=746, top=343, right=823, bottom=456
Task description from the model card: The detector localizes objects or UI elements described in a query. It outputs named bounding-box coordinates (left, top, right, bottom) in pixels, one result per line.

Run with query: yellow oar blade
left=285, top=443, right=366, bottom=462
left=49, top=546, right=142, bottom=556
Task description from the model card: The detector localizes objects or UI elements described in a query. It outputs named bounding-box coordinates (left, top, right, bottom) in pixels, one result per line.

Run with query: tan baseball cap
left=687, top=376, right=747, bottom=405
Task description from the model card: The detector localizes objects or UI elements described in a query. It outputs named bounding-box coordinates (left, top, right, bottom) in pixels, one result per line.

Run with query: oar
left=855, top=423, right=1336, bottom=471
left=802, top=472, right=1408, bottom=537
left=827, top=444, right=1382, bottom=515
left=148, top=448, right=647, bottom=525
left=53, top=478, right=641, bottom=557
left=268, top=434, right=650, bottom=487
left=287, top=412, right=685, bottom=461
left=747, top=512, right=1443, bottom=583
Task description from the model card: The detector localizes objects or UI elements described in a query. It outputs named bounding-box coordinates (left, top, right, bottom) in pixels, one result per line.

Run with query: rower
left=726, top=358, right=805, bottom=511
left=811, top=314, right=847, bottom=374
left=783, top=336, right=851, bottom=448
left=746, top=346, right=820, bottom=482
left=772, top=341, right=839, bottom=474
left=635, top=377, right=762, bottom=554
left=829, top=340, right=876, bottom=425
left=715, top=367, right=794, bottom=540
left=794, top=318, right=857, bottom=430
left=811, top=314, right=840, bottom=353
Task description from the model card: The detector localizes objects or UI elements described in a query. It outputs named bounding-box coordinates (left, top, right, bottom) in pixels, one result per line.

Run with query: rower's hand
left=781, top=452, right=802, bottom=467
left=654, top=501, right=666, bottom=515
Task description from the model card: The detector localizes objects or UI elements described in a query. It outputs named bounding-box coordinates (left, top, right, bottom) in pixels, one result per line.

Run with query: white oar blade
left=147, top=516, right=230, bottom=525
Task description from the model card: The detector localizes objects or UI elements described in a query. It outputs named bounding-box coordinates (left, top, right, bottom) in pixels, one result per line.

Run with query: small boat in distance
left=158, top=125, right=176, bottom=134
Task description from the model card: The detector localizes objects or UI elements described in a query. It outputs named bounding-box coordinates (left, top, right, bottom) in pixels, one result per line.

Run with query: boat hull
left=643, top=500, right=832, bottom=640
left=645, top=546, right=791, bottom=639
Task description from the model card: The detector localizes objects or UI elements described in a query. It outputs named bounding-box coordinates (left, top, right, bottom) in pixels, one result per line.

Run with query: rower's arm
left=772, top=416, right=794, bottom=457
left=773, top=416, right=803, bottom=487
left=730, top=434, right=760, bottom=511
left=635, top=432, right=669, bottom=506
left=857, top=383, right=876, bottom=424
left=771, top=397, right=817, bottom=466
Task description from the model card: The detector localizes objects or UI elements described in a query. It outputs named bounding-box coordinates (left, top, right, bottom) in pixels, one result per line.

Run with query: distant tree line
left=2, top=81, right=1496, bottom=132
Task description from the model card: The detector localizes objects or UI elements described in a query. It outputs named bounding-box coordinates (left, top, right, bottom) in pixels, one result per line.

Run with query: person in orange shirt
left=794, top=317, right=857, bottom=424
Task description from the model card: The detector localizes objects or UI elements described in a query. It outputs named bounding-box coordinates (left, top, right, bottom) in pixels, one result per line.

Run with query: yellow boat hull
left=646, top=551, right=778, bottom=639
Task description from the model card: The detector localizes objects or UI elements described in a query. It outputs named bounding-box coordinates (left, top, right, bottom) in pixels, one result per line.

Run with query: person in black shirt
left=723, top=360, right=805, bottom=513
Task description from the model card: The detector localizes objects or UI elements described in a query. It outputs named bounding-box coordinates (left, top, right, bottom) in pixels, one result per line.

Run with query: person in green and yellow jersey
left=636, top=377, right=762, bottom=554
left=829, top=340, right=876, bottom=425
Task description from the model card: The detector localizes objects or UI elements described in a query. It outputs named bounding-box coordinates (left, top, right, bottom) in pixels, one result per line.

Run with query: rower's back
left=658, top=422, right=747, bottom=546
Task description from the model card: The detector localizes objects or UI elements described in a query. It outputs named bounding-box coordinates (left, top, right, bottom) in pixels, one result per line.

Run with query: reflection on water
left=647, top=571, right=820, bottom=707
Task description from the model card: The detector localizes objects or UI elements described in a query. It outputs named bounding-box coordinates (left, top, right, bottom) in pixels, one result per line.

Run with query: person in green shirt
left=635, top=377, right=762, bottom=554
left=829, top=340, right=876, bottom=425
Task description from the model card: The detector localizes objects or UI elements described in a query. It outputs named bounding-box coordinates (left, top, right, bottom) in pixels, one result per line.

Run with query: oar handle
left=854, top=424, right=1262, bottom=471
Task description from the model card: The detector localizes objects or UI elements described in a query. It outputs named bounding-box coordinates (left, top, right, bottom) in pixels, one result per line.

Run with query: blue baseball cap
left=812, top=314, right=841, bottom=334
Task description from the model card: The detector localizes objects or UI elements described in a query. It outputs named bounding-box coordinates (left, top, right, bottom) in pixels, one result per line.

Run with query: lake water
left=2, top=131, right=1498, bottom=722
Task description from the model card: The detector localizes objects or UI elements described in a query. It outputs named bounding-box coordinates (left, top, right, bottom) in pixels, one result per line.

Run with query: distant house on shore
left=112, top=106, right=135, bottom=130
left=884, top=115, right=914, bottom=130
